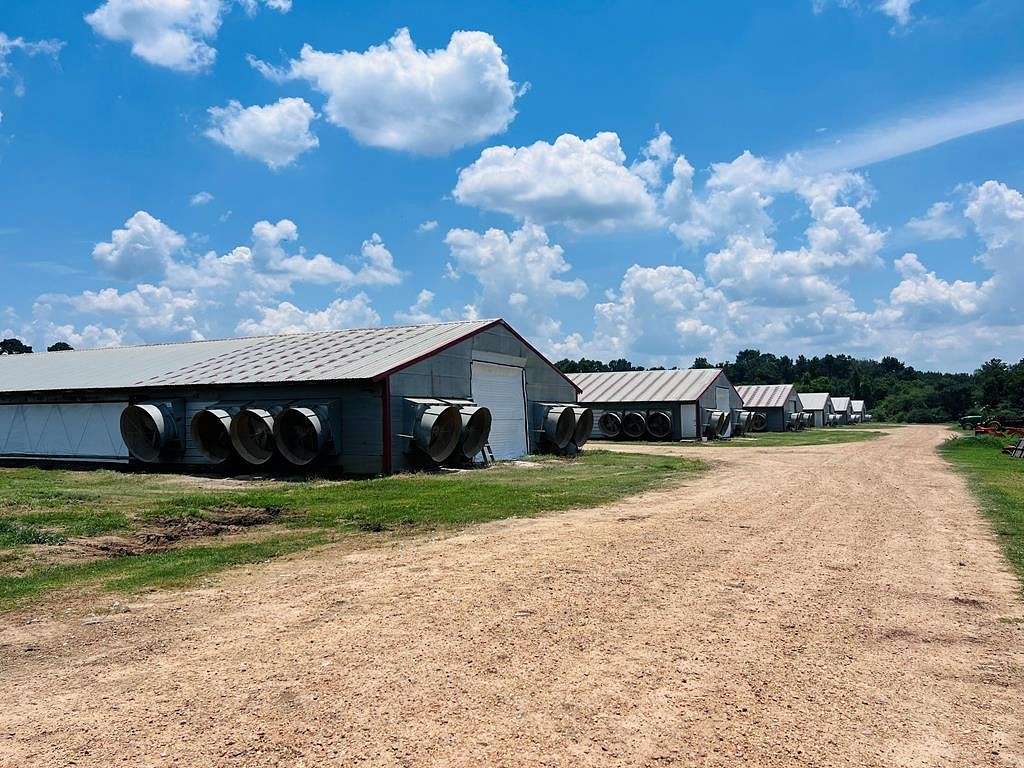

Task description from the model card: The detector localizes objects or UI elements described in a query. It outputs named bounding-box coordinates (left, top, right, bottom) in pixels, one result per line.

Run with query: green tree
left=0, top=338, right=33, bottom=355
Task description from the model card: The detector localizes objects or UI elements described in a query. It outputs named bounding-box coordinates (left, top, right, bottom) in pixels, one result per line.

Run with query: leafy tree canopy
left=0, top=338, right=33, bottom=355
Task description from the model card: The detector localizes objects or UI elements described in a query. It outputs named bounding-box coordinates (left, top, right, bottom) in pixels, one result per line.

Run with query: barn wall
left=0, top=382, right=385, bottom=474
left=585, top=401, right=690, bottom=441
left=387, top=323, right=577, bottom=471
left=697, top=371, right=743, bottom=434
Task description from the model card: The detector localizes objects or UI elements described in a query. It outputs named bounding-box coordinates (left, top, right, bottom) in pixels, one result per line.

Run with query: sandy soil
left=1, top=425, right=1022, bottom=767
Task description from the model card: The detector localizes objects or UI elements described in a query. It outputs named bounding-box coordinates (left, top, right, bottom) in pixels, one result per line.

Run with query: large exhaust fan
left=536, top=404, right=575, bottom=449
left=230, top=407, right=279, bottom=465
left=191, top=407, right=236, bottom=464
left=598, top=411, right=622, bottom=438
left=787, top=412, right=803, bottom=431
left=732, top=411, right=753, bottom=437
left=621, top=411, right=647, bottom=440
left=120, top=402, right=182, bottom=463
left=274, top=406, right=333, bottom=467
left=646, top=410, right=672, bottom=440
left=750, top=412, right=768, bottom=432
left=704, top=409, right=728, bottom=439
left=454, top=405, right=492, bottom=460
left=407, top=401, right=462, bottom=463
left=572, top=406, right=594, bottom=448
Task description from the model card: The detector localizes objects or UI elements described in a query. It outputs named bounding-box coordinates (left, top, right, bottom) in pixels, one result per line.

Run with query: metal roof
left=735, top=384, right=797, bottom=409
left=0, top=318, right=531, bottom=394
left=569, top=368, right=724, bottom=404
left=831, top=396, right=852, bottom=412
left=799, top=392, right=831, bottom=411
left=850, top=399, right=865, bottom=413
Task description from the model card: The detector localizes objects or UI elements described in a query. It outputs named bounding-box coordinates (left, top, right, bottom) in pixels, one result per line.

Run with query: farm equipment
left=1004, top=438, right=1024, bottom=459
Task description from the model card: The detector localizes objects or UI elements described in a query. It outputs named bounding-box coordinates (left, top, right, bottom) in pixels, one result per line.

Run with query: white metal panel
left=0, top=403, right=128, bottom=460
left=680, top=403, right=697, bottom=438
left=184, top=400, right=217, bottom=464
left=471, top=361, right=527, bottom=460
left=715, top=387, right=731, bottom=412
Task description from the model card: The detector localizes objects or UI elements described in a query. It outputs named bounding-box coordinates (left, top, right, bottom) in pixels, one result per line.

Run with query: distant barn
left=831, top=397, right=853, bottom=425
left=850, top=399, right=866, bottom=423
left=799, top=392, right=834, bottom=427
left=735, top=384, right=804, bottom=432
left=569, top=368, right=743, bottom=440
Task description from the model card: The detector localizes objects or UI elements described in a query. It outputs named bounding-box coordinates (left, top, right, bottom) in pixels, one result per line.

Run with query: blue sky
left=1, top=0, right=1022, bottom=371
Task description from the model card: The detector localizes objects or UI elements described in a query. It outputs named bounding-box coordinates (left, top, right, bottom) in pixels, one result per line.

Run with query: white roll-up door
left=471, top=361, right=528, bottom=460
left=0, top=403, right=128, bottom=461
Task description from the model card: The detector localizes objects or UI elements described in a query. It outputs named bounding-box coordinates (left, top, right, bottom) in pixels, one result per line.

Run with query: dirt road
left=1, top=425, right=1022, bottom=767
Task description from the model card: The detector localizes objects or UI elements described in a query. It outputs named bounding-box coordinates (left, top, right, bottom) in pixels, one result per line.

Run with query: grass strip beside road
left=0, top=450, right=705, bottom=608
left=940, top=434, right=1024, bottom=590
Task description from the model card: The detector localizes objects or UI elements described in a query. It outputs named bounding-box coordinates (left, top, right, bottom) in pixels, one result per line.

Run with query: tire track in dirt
left=0, top=426, right=1022, bottom=767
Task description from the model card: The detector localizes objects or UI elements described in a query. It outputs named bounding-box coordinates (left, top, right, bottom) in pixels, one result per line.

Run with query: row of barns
left=0, top=318, right=868, bottom=474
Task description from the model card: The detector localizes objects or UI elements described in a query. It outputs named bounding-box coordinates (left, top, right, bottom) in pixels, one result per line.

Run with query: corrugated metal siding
left=570, top=369, right=720, bottom=404
left=0, top=402, right=128, bottom=460
left=183, top=399, right=217, bottom=465
left=0, top=319, right=498, bottom=394
left=736, top=384, right=797, bottom=409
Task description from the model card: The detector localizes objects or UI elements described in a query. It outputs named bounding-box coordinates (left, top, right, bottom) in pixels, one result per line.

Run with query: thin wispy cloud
left=793, top=79, right=1024, bottom=173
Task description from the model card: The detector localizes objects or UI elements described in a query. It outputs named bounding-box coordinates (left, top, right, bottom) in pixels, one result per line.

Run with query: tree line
left=556, top=351, right=1024, bottom=423
left=0, top=339, right=73, bottom=354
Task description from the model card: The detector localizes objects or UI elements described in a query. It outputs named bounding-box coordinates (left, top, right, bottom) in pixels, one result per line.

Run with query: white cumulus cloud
left=190, top=190, right=214, bottom=206
left=453, top=132, right=663, bottom=231
left=236, top=294, right=380, bottom=336
left=205, top=98, right=318, bottom=169
left=85, top=0, right=290, bottom=73
left=252, top=27, right=520, bottom=155
left=394, top=289, right=440, bottom=325
left=92, top=211, right=187, bottom=278
left=905, top=201, right=966, bottom=241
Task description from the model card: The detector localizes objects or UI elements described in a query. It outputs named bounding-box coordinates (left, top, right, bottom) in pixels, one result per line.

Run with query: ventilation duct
left=120, top=403, right=182, bottom=463
left=454, top=405, right=492, bottom=460
left=732, top=411, right=753, bottom=437
left=616, top=411, right=643, bottom=440
left=597, top=411, right=622, bottom=438
left=801, top=412, right=814, bottom=428
left=191, top=407, right=237, bottom=464
left=750, top=412, right=768, bottom=432
left=413, top=402, right=462, bottom=463
left=572, top=406, right=594, bottom=448
left=716, top=411, right=731, bottom=437
left=534, top=403, right=576, bottom=449
left=274, top=406, right=335, bottom=467
left=787, top=412, right=802, bottom=432
left=704, top=409, right=728, bottom=439
left=230, top=407, right=279, bottom=466
left=646, top=410, right=672, bottom=440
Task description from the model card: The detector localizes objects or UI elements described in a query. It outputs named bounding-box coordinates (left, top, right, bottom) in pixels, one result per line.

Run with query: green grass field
left=940, top=433, right=1024, bottom=590
left=0, top=450, right=705, bottom=608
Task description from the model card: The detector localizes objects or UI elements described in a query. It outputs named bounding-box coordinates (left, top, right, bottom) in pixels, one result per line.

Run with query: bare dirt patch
left=29, top=506, right=285, bottom=565
left=1, top=426, right=1023, bottom=767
